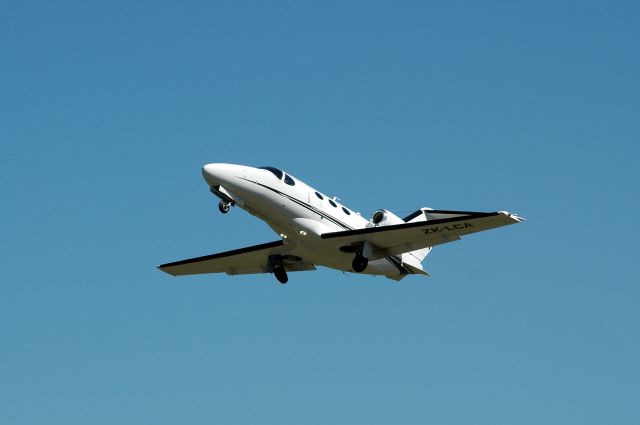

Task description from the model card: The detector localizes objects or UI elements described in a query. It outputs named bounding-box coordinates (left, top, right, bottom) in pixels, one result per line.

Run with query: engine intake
left=370, top=209, right=404, bottom=227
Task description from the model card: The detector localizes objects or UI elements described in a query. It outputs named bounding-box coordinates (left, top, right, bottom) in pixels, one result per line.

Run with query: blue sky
left=2, top=1, right=639, bottom=424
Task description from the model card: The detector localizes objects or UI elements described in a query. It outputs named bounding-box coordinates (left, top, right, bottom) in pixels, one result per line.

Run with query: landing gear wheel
left=218, top=200, right=230, bottom=214
left=273, top=265, right=288, bottom=284
left=352, top=254, right=368, bottom=273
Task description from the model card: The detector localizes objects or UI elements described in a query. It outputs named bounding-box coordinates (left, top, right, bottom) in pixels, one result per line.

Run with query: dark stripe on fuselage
left=241, top=178, right=355, bottom=230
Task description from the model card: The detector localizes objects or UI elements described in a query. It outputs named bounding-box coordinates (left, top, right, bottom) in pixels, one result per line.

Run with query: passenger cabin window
left=329, top=199, right=337, bottom=208
left=315, top=192, right=324, bottom=200
left=284, top=174, right=295, bottom=186
left=258, top=166, right=283, bottom=180
left=342, top=207, right=351, bottom=215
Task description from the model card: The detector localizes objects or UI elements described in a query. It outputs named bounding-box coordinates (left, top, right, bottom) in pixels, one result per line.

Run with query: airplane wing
left=158, top=240, right=316, bottom=276
left=321, top=210, right=524, bottom=261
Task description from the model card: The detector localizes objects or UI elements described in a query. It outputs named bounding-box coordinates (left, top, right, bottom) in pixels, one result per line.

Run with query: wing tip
left=157, top=264, right=178, bottom=276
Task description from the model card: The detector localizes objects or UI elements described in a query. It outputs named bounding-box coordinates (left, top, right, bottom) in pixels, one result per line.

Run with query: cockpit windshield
left=283, top=174, right=295, bottom=186
left=258, top=166, right=283, bottom=180
left=259, top=166, right=297, bottom=186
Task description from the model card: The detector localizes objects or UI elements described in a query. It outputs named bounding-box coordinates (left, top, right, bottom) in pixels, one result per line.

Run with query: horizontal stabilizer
left=403, top=262, right=429, bottom=276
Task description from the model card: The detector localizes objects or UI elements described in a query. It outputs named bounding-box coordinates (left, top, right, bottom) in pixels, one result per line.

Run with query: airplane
left=158, top=163, right=524, bottom=283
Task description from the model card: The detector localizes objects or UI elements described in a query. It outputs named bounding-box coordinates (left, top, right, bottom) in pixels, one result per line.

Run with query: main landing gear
left=270, top=255, right=288, bottom=284
left=339, top=243, right=371, bottom=273
left=273, top=263, right=288, bottom=284
left=218, top=200, right=232, bottom=214
left=350, top=241, right=372, bottom=273
left=352, top=253, right=368, bottom=273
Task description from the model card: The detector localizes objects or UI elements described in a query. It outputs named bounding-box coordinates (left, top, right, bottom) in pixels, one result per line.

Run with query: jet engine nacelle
left=369, top=209, right=404, bottom=227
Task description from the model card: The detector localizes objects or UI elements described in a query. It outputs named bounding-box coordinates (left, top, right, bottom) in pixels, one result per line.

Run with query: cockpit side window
left=258, top=166, right=283, bottom=180
left=284, top=174, right=295, bottom=186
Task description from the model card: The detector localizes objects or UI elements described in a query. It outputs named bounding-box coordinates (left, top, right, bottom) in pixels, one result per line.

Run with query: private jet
left=158, top=163, right=524, bottom=283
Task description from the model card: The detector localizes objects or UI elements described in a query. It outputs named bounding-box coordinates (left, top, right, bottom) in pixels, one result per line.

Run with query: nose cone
left=202, top=163, right=218, bottom=183
left=202, top=163, right=241, bottom=186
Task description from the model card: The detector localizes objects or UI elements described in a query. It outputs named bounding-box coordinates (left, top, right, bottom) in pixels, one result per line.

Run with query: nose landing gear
left=218, top=200, right=232, bottom=214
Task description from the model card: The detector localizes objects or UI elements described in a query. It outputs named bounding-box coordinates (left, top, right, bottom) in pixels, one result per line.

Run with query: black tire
left=274, top=266, right=288, bottom=284
left=218, top=201, right=230, bottom=214
left=352, top=254, right=368, bottom=273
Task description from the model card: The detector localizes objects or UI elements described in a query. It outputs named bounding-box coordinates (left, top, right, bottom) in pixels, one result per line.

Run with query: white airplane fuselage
left=202, top=163, right=405, bottom=279
left=158, top=163, right=523, bottom=283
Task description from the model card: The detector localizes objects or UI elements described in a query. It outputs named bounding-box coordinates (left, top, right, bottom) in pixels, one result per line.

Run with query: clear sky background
left=2, top=1, right=639, bottom=424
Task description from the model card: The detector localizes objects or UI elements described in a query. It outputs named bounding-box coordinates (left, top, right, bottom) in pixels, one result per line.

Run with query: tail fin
left=401, top=208, right=433, bottom=269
